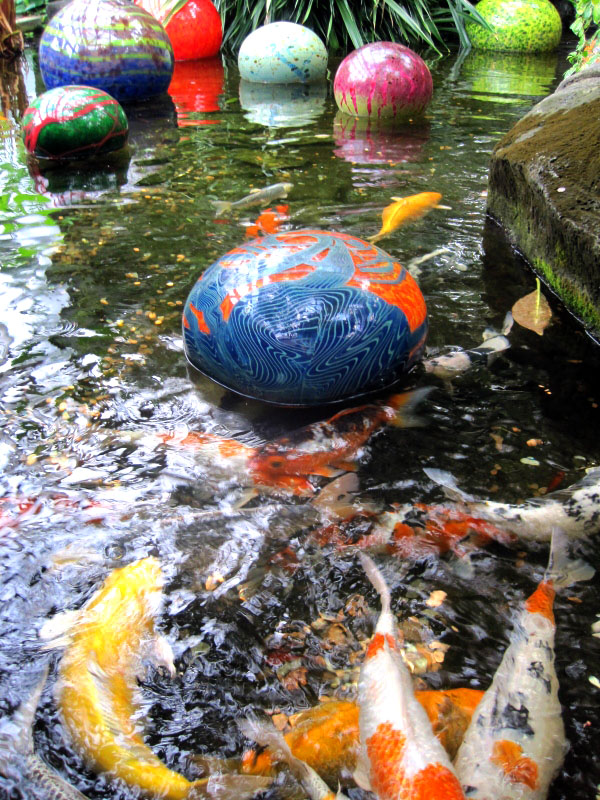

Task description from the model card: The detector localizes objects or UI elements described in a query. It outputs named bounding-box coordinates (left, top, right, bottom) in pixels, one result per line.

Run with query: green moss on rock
left=467, top=0, right=562, bottom=52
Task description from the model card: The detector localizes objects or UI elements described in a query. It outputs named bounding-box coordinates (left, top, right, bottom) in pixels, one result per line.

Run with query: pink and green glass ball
left=334, top=42, right=433, bottom=122
left=22, top=86, right=128, bottom=160
left=466, top=0, right=562, bottom=51
left=39, top=0, right=174, bottom=102
left=182, top=229, right=428, bottom=406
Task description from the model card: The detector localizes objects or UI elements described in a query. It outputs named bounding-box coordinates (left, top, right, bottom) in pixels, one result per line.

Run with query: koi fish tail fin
left=386, top=386, right=435, bottom=428
left=547, top=527, right=595, bottom=588
left=423, top=467, right=476, bottom=504
left=211, top=200, right=232, bottom=217
left=238, top=716, right=293, bottom=763
left=188, top=774, right=272, bottom=800
left=359, top=552, right=392, bottom=619
left=0, top=664, right=49, bottom=774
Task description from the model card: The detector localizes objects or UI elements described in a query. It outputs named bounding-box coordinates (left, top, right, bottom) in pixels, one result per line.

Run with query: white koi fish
left=0, top=665, right=90, bottom=800
left=424, top=466, right=600, bottom=541
left=239, top=716, right=350, bottom=800
left=454, top=529, right=594, bottom=799
left=212, top=182, right=293, bottom=216
left=354, top=552, right=466, bottom=800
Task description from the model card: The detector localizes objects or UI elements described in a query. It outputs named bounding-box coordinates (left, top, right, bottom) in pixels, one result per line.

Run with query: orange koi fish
left=454, top=530, right=594, bottom=799
left=146, top=388, right=429, bottom=499
left=354, top=553, right=466, bottom=799
left=245, top=205, right=289, bottom=237
left=369, top=193, right=444, bottom=245
left=248, top=388, right=431, bottom=490
left=0, top=494, right=115, bottom=533
left=241, top=691, right=484, bottom=785
left=40, top=558, right=270, bottom=800
left=313, top=503, right=515, bottom=560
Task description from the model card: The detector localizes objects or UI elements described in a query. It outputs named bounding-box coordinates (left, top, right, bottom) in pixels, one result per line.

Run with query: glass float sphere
left=238, top=22, right=327, bottom=84
left=39, top=0, right=174, bottom=102
left=466, top=0, right=562, bottom=51
left=182, top=230, right=428, bottom=406
left=22, top=86, right=128, bottom=160
left=334, top=42, right=433, bottom=121
left=135, top=0, right=222, bottom=60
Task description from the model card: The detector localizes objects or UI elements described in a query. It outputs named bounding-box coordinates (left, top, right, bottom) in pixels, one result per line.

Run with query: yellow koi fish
left=454, top=530, right=594, bottom=799
left=354, top=553, right=466, bottom=800
left=41, top=557, right=270, bottom=800
left=369, top=192, right=444, bottom=244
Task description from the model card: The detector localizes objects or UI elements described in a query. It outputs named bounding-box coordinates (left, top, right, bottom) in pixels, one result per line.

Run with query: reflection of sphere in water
left=460, top=49, right=558, bottom=97
left=334, top=42, right=432, bottom=121
left=39, top=0, right=174, bottom=101
left=333, top=113, right=429, bottom=165
left=22, top=85, right=128, bottom=160
left=466, top=0, right=562, bottom=51
left=183, top=230, right=428, bottom=406
left=168, top=59, right=224, bottom=125
left=238, top=22, right=327, bottom=84
left=239, top=80, right=327, bottom=128
left=135, top=0, right=222, bottom=60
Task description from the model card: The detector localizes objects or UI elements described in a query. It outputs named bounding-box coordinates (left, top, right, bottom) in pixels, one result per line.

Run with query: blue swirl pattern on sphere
left=39, top=0, right=174, bottom=102
left=183, top=230, right=428, bottom=405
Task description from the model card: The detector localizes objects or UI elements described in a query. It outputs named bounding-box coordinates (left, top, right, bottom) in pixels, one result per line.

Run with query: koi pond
left=1, top=35, right=600, bottom=800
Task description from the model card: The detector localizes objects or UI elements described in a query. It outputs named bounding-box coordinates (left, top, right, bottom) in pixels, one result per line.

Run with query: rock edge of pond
left=487, top=62, right=600, bottom=340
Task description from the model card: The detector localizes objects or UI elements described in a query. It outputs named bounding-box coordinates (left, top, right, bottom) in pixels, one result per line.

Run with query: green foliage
left=213, top=0, right=488, bottom=53
left=16, top=0, right=46, bottom=15
left=566, top=0, right=600, bottom=73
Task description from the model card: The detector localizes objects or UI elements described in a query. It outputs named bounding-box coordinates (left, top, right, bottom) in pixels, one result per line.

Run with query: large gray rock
left=487, top=64, right=600, bottom=338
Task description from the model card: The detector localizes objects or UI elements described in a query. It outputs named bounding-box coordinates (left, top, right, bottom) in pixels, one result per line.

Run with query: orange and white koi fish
left=247, top=388, right=431, bottom=491
left=40, top=557, right=270, bottom=800
left=425, top=466, right=600, bottom=541
left=354, top=552, right=466, bottom=800
left=240, top=716, right=350, bottom=800
left=369, top=193, right=445, bottom=245
left=144, top=388, right=430, bottom=499
left=313, top=502, right=515, bottom=560
left=454, top=530, right=594, bottom=799
left=241, top=691, right=484, bottom=785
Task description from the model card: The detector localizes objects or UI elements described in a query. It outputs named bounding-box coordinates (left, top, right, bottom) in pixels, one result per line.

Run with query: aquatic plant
left=214, top=0, right=486, bottom=52
left=566, top=0, right=600, bottom=73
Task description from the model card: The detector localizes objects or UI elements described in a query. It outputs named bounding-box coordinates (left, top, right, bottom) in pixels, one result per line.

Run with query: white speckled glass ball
left=238, top=22, right=328, bottom=84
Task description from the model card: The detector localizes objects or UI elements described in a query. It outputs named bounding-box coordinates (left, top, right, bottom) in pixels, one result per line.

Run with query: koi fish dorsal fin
left=422, top=468, right=476, bottom=503
left=359, top=553, right=391, bottom=620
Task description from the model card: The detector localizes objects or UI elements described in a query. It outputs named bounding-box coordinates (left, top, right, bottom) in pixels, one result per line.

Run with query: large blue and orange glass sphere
left=183, top=230, right=428, bottom=406
left=39, top=0, right=174, bottom=102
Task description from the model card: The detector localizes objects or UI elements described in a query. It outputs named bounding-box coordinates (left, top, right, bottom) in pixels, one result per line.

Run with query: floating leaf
left=511, top=280, right=552, bottom=335
left=426, top=590, right=447, bottom=608
left=369, top=192, right=443, bottom=244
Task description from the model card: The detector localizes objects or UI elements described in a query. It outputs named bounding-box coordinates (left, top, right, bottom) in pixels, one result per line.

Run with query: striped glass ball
left=39, top=0, right=174, bottom=102
left=183, top=230, right=428, bottom=406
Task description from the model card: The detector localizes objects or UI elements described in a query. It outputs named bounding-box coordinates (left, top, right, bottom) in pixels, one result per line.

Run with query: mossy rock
left=467, top=0, right=562, bottom=52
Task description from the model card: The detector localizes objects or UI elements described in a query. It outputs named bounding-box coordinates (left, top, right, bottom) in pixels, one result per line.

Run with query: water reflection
left=333, top=112, right=430, bottom=164
left=239, top=80, right=327, bottom=128
left=168, top=58, right=225, bottom=126
left=27, top=152, right=130, bottom=208
left=458, top=50, right=559, bottom=101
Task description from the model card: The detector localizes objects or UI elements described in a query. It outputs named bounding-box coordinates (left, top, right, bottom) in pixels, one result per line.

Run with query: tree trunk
left=0, top=0, right=24, bottom=59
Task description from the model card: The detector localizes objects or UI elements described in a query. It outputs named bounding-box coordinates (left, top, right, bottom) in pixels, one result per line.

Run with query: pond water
left=1, top=34, right=600, bottom=800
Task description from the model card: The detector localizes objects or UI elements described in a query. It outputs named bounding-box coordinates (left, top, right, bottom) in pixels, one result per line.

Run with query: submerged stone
left=487, top=65, right=600, bottom=336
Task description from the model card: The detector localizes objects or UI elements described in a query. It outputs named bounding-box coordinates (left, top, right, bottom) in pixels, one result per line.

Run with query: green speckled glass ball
left=466, top=0, right=562, bottom=52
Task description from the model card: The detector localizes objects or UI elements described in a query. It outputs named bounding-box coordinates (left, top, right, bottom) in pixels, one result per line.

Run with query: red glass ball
left=136, top=0, right=222, bottom=60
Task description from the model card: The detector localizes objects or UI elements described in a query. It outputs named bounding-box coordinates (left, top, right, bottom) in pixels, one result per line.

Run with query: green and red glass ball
left=39, top=0, right=174, bottom=102
left=466, top=0, right=562, bottom=51
left=22, top=86, right=128, bottom=160
left=135, top=0, right=222, bottom=61
left=334, top=42, right=433, bottom=122
left=183, top=229, right=428, bottom=406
